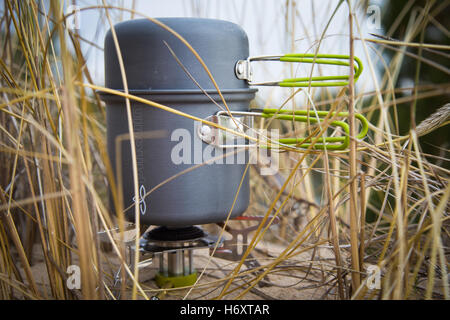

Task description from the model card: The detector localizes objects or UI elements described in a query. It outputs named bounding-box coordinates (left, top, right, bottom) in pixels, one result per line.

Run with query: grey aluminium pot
left=101, top=18, right=257, bottom=227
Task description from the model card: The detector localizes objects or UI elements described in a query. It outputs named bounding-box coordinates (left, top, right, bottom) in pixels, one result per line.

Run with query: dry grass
left=0, top=0, right=448, bottom=300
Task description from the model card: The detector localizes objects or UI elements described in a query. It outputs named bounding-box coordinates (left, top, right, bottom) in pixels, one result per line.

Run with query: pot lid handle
left=235, top=53, right=363, bottom=87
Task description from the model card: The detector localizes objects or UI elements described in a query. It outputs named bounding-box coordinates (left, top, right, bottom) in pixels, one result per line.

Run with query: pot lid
left=104, top=18, right=250, bottom=91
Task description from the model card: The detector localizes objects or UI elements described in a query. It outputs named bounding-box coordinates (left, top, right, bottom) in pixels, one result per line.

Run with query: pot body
left=102, top=18, right=256, bottom=226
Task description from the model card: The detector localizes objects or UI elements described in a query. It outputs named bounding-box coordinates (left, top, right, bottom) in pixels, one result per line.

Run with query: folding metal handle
left=235, top=54, right=363, bottom=87
left=198, top=109, right=369, bottom=151
left=260, top=108, right=369, bottom=150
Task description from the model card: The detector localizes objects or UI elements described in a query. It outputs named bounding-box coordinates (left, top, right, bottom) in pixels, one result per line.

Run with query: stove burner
left=111, top=216, right=279, bottom=290
left=145, top=226, right=205, bottom=242
left=136, top=226, right=220, bottom=287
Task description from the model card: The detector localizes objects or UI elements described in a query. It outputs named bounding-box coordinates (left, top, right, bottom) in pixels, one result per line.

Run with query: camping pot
left=101, top=17, right=365, bottom=227
left=102, top=18, right=257, bottom=226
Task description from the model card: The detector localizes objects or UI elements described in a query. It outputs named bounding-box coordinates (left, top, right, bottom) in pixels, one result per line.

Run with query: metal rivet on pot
left=236, top=62, right=244, bottom=75
left=200, top=125, right=211, bottom=137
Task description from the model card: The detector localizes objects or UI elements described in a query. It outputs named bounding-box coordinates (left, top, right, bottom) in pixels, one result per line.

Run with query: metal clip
left=197, top=111, right=256, bottom=148
left=235, top=59, right=253, bottom=82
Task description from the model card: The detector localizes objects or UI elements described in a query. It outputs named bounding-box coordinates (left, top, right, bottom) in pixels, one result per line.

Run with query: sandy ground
left=21, top=229, right=339, bottom=300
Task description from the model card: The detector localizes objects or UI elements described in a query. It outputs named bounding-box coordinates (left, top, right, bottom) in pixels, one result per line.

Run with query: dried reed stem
left=347, top=1, right=361, bottom=292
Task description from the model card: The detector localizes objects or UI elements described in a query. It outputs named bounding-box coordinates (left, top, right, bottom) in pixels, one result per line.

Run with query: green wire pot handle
left=235, top=54, right=363, bottom=87
left=202, top=109, right=370, bottom=151
left=259, top=108, right=369, bottom=150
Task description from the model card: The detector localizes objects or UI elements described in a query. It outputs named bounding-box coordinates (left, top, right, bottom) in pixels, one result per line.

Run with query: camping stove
left=121, top=215, right=278, bottom=289
left=138, top=226, right=220, bottom=287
